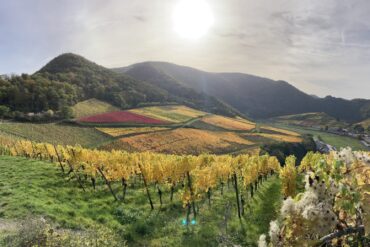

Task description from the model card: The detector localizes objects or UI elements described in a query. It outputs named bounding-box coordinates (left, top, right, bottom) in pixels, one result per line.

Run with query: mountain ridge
left=0, top=53, right=239, bottom=120
left=115, top=61, right=370, bottom=122
left=1, top=53, right=368, bottom=123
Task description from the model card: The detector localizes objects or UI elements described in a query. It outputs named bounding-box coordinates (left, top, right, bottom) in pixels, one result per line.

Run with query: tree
left=0, top=105, right=10, bottom=118
left=353, top=124, right=364, bottom=134
left=45, top=109, right=55, bottom=118
left=60, top=106, right=74, bottom=119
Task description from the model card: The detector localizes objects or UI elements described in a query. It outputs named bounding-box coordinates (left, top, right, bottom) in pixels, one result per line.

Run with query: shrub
left=2, top=217, right=127, bottom=247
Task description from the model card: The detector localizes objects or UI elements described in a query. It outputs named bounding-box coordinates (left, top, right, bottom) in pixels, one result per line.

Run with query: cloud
left=0, top=0, right=369, bottom=99
left=133, top=15, right=147, bottom=22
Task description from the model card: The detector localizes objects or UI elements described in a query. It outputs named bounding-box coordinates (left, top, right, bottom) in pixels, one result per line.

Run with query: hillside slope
left=115, top=62, right=370, bottom=122
left=273, top=112, right=348, bottom=128
left=37, top=54, right=239, bottom=117
left=71, top=98, right=120, bottom=118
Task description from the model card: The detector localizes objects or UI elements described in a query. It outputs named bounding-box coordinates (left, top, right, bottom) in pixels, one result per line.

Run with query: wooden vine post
left=233, top=173, right=241, bottom=219
left=207, top=188, right=211, bottom=207
left=220, top=181, right=224, bottom=195
left=170, top=184, right=174, bottom=202
left=121, top=178, right=127, bottom=201
left=53, top=145, right=64, bottom=173
left=138, top=164, right=154, bottom=210
left=157, top=184, right=163, bottom=206
left=43, top=144, right=53, bottom=163
left=97, top=166, right=118, bottom=201
left=186, top=171, right=196, bottom=220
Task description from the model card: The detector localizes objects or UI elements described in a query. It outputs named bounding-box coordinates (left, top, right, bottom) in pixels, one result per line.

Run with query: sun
left=173, top=0, right=214, bottom=39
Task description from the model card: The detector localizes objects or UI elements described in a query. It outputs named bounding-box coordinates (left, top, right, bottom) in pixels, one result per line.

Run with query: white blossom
left=258, top=234, right=267, bottom=247
left=296, top=191, right=319, bottom=213
left=281, top=197, right=296, bottom=217
left=269, top=220, right=280, bottom=244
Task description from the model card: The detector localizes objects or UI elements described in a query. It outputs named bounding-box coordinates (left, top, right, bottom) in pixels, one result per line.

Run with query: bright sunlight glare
left=173, top=0, right=214, bottom=39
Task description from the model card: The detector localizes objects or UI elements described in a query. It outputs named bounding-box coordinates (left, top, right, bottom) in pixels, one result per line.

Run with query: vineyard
left=102, top=128, right=255, bottom=154
left=129, top=105, right=207, bottom=123
left=71, top=98, right=121, bottom=119
left=97, top=127, right=170, bottom=137
left=0, top=122, right=111, bottom=147
left=201, top=115, right=255, bottom=131
left=78, top=111, right=169, bottom=125
left=0, top=135, right=369, bottom=246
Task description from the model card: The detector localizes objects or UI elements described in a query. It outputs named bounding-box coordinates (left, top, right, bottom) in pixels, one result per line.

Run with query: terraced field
left=201, top=115, right=255, bottom=131
left=273, top=112, right=347, bottom=128
left=0, top=102, right=303, bottom=155
left=102, top=128, right=254, bottom=155
left=78, top=111, right=168, bottom=124
left=260, top=126, right=301, bottom=137
left=72, top=98, right=120, bottom=118
left=96, top=127, right=169, bottom=137
left=0, top=122, right=111, bottom=147
left=253, top=133, right=302, bottom=143
left=129, top=105, right=207, bottom=123
left=358, top=118, right=370, bottom=129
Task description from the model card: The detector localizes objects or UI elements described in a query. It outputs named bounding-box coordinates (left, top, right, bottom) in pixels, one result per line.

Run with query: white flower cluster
left=304, top=173, right=339, bottom=202
left=280, top=174, right=338, bottom=235
left=333, top=147, right=355, bottom=167
left=268, top=220, right=280, bottom=245
left=333, top=147, right=370, bottom=167
left=354, top=151, right=370, bottom=164
left=258, top=234, right=267, bottom=247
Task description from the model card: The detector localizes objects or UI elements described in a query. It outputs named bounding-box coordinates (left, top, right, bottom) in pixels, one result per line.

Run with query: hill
left=38, top=53, right=239, bottom=117
left=115, top=62, right=370, bottom=122
left=357, top=118, right=370, bottom=131
left=0, top=122, right=111, bottom=147
left=71, top=98, right=120, bottom=118
left=0, top=54, right=239, bottom=121
left=272, top=112, right=348, bottom=129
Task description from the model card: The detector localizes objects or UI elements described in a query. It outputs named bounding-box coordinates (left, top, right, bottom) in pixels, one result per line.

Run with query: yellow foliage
left=254, top=133, right=302, bottom=143
left=115, top=128, right=253, bottom=154
left=96, top=127, right=169, bottom=137
left=129, top=105, right=206, bottom=123
left=280, top=155, right=297, bottom=198
left=201, top=115, right=255, bottom=131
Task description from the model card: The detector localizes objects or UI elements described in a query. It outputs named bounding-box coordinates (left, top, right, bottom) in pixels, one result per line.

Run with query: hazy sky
left=1, top=0, right=370, bottom=99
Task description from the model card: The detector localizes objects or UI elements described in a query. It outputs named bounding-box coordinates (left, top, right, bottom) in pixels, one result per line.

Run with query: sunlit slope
left=72, top=98, right=120, bottom=118
left=358, top=118, right=370, bottom=129
left=201, top=115, right=255, bottom=131
left=129, top=105, right=207, bottom=123
left=97, top=127, right=170, bottom=137
left=101, top=128, right=254, bottom=154
left=0, top=122, right=111, bottom=147
left=273, top=112, right=347, bottom=128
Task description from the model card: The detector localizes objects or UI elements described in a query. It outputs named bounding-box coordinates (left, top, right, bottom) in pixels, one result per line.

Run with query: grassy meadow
left=0, top=122, right=112, bottom=147
left=270, top=123, right=369, bottom=151
left=71, top=98, right=120, bottom=119
left=0, top=155, right=282, bottom=246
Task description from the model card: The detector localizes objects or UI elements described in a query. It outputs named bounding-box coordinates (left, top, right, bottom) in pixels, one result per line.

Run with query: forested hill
left=0, top=53, right=239, bottom=120
left=116, top=61, right=370, bottom=123
left=1, top=53, right=368, bottom=122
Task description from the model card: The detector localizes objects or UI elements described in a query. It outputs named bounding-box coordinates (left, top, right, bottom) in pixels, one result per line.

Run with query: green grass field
left=274, top=112, right=347, bottom=128
left=129, top=105, right=207, bottom=123
left=270, top=123, right=369, bottom=151
left=72, top=98, right=120, bottom=119
left=0, top=122, right=112, bottom=147
left=0, top=155, right=282, bottom=246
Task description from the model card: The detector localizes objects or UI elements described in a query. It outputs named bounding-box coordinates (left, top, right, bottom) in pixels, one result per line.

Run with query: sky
left=0, top=0, right=370, bottom=99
